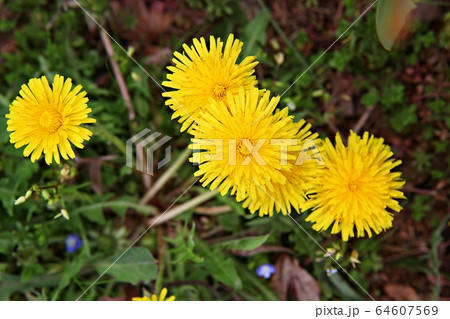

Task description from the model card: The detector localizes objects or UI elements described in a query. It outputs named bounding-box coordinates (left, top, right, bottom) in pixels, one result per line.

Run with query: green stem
left=430, top=214, right=450, bottom=300
left=154, top=227, right=166, bottom=295
left=140, top=148, right=192, bottom=204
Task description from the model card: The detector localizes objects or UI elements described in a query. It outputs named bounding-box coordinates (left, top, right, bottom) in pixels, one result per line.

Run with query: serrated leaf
left=202, top=251, right=242, bottom=290
left=217, top=233, right=270, bottom=251
left=197, top=240, right=242, bottom=290
left=376, top=0, right=416, bottom=51
left=94, top=247, right=157, bottom=285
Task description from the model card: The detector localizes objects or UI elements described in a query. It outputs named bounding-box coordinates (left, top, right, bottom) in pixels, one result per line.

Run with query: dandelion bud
left=350, top=250, right=361, bottom=268
left=14, top=196, right=26, bottom=205
left=41, top=189, right=51, bottom=200
left=47, top=199, right=57, bottom=210
left=273, top=52, right=284, bottom=65
left=61, top=209, right=70, bottom=220
left=60, top=164, right=71, bottom=181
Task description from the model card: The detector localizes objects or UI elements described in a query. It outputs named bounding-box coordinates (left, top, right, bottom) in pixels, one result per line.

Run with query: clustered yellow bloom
left=164, top=34, right=406, bottom=241
left=6, top=74, right=95, bottom=164
left=190, top=87, right=322, bottom=217
left=132, top=288, right=175, bottom=301
left=163, top=34, right=258, bottom=132
left=303, top=131, right=405, bottom=241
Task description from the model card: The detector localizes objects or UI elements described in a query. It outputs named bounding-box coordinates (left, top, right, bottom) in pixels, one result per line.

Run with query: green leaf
left=166, top=223, right=204, bottom=264
left=0, top=182, right=16, bottom=217
left=90, top=124, right=127, bottom=156
left=361, top=88, right=379, bottom=107
left=389, top=104, right=417, bottom=133
left=241, top=8, right=270, bottom=57
left=410, top=195, right=430, bottom=222
left=329, top=49, right=353, bottom=72
left=197, top=239, right=242, bottom=290
left=381, top=83, right=404, bottom=108
left=94, top=247, right=157, bottom=285
left=376, top=0, right=416, bottom=51
left=58, top=257, right=84, bottom=289
left=328, top=273, right=365, bottom=301
left=202, top=250, right=243, bottom=290
left=216, top=233, right=270, bottom=251
left=218, top=212, right=241, bottom=232
left=0, top=273, right=60, bottom=301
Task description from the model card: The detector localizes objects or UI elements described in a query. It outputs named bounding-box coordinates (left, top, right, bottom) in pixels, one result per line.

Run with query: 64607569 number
left=375, top=306, right=438, bottom=316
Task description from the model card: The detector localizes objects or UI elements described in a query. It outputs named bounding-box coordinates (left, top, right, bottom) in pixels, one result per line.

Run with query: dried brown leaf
left=384, top=283, right=421, bottom=301
left=272, top=254, right=320, bottom=301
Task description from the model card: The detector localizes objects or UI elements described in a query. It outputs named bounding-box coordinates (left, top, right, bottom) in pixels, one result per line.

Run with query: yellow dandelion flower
left=6, top=74, right=96, bottom=165
left=191, top=87, right=321, bottom=216
left=242, top=127, right=323, bottom=217
left=304, top=130, right=406, bottom=241
left=132, top=288, right=175, bottom=301
left=162, top=34, right=258, bottom=132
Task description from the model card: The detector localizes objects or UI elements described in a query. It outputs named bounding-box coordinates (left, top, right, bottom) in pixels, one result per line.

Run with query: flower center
left=213, top=84, right=227, bottom=99
left=237, top=139, right=252, bottom=156
left=347, top=181, right=359, bottom=192
left=67, top=238, right=77, bottom=248
left=39, top=108, right=62, bottom=132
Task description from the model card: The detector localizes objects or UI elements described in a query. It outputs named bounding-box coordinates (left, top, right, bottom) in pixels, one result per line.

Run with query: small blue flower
left=256, top=263, right=276, bottom=279
left=326, top=268, right=338, bottom=276
left=65, top=234, right=82, bottom=253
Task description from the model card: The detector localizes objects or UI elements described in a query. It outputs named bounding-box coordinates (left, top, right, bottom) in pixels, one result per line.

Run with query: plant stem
left=99, top=29, right=135, bottom=120
left=154, top=226, right=166, bottom=295
left=148, top=190, right=219, bottom=226
left=140, top=148, right=192, bottom=204
left=430, top=214, right=450, bottom=300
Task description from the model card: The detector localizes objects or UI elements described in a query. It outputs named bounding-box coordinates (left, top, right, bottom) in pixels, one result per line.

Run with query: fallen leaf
left=376, top=0, right=416, bottom=51
left=272, top=254, right=320, bottom=301
left=384, top=283, right=421, bottom=301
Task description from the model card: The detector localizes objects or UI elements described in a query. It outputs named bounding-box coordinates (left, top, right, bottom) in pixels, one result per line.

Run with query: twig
left=147, top=190, right=219, bottom=226
left=327, top=117, right=339, bottom=134
left=140, top=148, right=192, bottom=204
left=195, top=205, right=232, bottom=216
left=46, top=0, right=63, bottom=29
left=402, top=185, right=438, bottom=197
left=353, top=105, right=375, bottom=134
left=200, top=226, right=223, bottom=239
left=99, top=29, right=136, bottom=120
